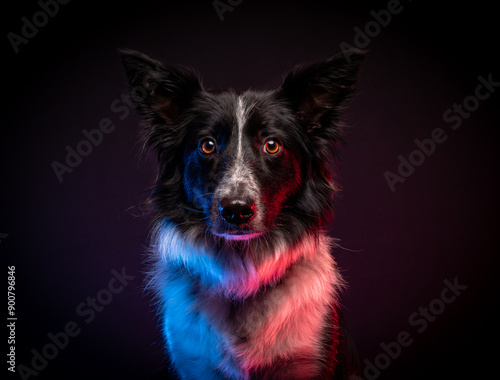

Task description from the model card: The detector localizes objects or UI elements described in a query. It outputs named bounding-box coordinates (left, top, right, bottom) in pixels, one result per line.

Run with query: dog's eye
left=199, top=138, right=216, bottom=155
left=264, top=139, right=282, bottom=155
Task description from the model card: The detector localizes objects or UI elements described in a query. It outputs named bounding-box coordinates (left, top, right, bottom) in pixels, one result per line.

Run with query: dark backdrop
left=2, top=1, right=499, bottom=379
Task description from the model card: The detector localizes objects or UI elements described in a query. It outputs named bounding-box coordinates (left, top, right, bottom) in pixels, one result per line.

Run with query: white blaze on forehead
left=215, top=95, right=260, bottom=211
left=235, top=96, right=247, bottom=161
left=225, top=95, right=255, bottom=190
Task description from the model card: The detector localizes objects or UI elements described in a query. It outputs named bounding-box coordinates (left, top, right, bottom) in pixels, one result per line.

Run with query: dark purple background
left=2, top=1, right=499, bottom=379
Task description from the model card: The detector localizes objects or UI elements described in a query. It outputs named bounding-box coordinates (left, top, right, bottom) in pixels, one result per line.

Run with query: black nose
left=219, top=198, right=255, bottom=225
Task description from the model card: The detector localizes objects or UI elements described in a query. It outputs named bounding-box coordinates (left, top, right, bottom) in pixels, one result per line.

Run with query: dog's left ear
left=278, top=50, right=365, bottom=137
left=119, top=49, right=202, bottom=126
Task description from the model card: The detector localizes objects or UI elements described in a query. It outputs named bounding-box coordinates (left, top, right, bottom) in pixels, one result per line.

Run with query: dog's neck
left=153, top=221, right=344, bottom=300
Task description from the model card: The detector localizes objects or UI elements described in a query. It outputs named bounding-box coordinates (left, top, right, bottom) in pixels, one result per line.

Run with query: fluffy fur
left=121, top=49, right=364, bottom=379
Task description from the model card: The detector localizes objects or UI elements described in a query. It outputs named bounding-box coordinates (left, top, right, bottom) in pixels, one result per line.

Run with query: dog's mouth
left=212, top=229, right=265, bottom=241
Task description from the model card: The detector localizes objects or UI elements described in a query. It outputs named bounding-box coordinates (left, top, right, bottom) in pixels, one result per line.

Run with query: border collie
left=121, top=49, right=364, bottom=379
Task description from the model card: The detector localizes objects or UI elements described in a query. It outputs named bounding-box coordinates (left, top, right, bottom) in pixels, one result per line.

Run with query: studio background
left=2, top=1, right=498, bottom=379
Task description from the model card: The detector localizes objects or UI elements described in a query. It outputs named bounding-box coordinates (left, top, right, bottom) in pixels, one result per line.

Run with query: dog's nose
left=219, top=198, right=255, bottom=225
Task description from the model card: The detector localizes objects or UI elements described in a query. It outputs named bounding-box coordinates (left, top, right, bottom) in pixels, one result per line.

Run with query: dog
left=121, top=48, right=364, bottom=379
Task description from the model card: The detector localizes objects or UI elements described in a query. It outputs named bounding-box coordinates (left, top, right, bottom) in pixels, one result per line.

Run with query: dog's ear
left=278, top=50, right=365, bottom=139
left=120, top=49, right=202, bottom=125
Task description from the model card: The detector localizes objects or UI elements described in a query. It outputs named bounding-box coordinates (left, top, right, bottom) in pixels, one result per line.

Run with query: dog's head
left=121, top=50, right=364, bottom=247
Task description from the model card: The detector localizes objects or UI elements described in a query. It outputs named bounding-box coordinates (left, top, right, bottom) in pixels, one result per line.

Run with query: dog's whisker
left=333, top=242, right=364, bottom=254
left=180, top=205, right=204, bottom=214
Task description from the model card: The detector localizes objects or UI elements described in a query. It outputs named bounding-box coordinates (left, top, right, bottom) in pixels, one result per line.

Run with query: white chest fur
left=152, top=225, right=344, bottom=379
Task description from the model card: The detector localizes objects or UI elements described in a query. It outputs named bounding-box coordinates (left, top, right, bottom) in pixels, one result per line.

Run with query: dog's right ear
left=119, top=49, right=202, bottom=126
left=277, top=50, right=365, bottom=144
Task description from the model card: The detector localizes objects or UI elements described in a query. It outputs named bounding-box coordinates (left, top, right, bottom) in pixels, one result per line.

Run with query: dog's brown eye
left=264, top=139, right=281, bottom=155
left=199, top=138, right=216, bottom=155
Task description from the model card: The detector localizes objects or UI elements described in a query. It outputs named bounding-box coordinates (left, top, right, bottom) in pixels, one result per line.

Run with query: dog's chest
left=157, top=230, right=342, bottom=378
left=166, top=255, right=336, bottom=378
